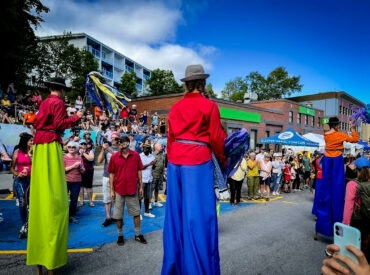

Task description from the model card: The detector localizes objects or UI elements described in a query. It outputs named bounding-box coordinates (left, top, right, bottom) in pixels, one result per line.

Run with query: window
left=312, top=117, right=315, bottom=127
left=340, top=105, right=342, bottom=114
left=250, top=129, right=257, bottom=150
left=297, top=113, right=301, bottom=124
left=289, top=111, right=293, bottom=123
left=265, top=131, right=270, bottom=150
left=304, top=115, right=308, bottom=125
left=318, top=117, right=321, bottom=127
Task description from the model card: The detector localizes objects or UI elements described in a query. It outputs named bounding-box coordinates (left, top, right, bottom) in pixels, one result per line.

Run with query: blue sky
left=36, top=0, right=370, bottom=102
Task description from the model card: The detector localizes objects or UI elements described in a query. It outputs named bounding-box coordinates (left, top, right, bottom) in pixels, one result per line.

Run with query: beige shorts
left=102, top=177, right=111, bottom=204
left=113, top=192, right=141, bottom=220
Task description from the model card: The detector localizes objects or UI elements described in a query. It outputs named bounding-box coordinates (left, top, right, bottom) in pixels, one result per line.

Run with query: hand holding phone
left=334, top=222, right=361, bottom=264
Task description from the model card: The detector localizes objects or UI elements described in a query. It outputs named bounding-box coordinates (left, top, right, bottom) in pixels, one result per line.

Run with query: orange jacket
left=324, top=130, right=359, bottom=157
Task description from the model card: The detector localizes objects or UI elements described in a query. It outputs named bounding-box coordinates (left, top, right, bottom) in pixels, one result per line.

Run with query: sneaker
left=154, top=202, right=163, bottom=207
left=18, top=225, right=27, bottom=239
left=272, top=192, right=276, bottom=196
left=144, top=212, right=155, bottom=218
left=236, top=202, right=241, bottom=206
left=266, top=197, right=270, bottom=201
left=69, top=217, right=79, bottom=224
left=230, top=202, right=235, bottom=206
left=140, top=215, right=143, bottom=221
left=102, top=218, right=113, bottom=227
left=135, top=234, right=147, bottom=244
left=149, top=203, right=152, bottom=210
left=117, top=236, right=124, bottom=246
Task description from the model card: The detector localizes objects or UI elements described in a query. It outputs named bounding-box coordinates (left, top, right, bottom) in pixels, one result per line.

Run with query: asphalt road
left=0, top=175, right=331, bottom=275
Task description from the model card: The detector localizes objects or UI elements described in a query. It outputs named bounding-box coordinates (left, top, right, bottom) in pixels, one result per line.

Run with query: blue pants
left=67, top=181, right=82, bottom=217
left=315, top=155, right=345, bottom=236
left=271, top=173, right=282, bottom=192
left=162, top=161, right=220, bottom=275
left=312, top=178, right=323, bottom=216
left=14, top=177, right=30, bottom=225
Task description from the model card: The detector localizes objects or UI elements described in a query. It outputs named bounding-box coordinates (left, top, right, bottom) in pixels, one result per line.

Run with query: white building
left=40, top=33, right=151, bottom=96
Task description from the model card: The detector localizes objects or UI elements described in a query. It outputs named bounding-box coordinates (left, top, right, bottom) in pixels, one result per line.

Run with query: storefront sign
left=322, top=117, right=329, bottom=124
left=299, top=106, right=315, bottom=116
left=219, top=107, right=261, bottom=123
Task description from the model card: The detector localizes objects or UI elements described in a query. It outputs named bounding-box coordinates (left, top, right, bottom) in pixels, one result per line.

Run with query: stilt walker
left=27, top=78, right=84, bottom=274
left=161, top=65, right=226, bottom=275
left=314, top=117, right=359, bottom=239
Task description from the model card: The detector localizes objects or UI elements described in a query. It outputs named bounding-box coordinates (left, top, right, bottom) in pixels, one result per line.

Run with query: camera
left=71, top=126, right=82, bottom=136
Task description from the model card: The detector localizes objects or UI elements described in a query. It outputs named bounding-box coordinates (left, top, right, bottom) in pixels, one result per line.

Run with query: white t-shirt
left=103, top=130, right=114, bottom=142
left=140, top=153, right=155, bottom=183
left=66, top=107, right=77, bottom=117
left=75, top=100, right=83, bottom=110
left=256, top=153, right=264, bottom=163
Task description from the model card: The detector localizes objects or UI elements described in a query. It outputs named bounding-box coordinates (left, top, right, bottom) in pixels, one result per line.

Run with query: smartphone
left=333, top=222, right=361, bottom=264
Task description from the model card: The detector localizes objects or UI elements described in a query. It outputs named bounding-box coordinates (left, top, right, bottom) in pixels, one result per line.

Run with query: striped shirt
left=64, top=154, right=85, bottom=182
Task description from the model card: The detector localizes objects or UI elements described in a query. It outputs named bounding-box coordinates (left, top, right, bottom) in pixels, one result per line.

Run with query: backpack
left=351, top=181, right=370, bottom=224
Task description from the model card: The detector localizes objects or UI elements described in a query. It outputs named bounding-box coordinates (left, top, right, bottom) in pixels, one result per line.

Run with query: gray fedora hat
left=180, top=64, right=210, bottom=82
left=44, top=77, right=71, bottom=91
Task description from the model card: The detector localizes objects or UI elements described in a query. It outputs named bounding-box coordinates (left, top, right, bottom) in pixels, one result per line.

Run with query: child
left=290, top=163, right=296, bottom=193
left=283, top=161, right=291, bottom=193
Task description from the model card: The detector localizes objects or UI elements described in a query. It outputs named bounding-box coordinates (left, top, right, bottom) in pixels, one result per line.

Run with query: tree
left=146, top=69, right=183, bottom=96
left=221, top=77, right=248, bottom=102
left=32, top=33, right=99, bottom=98
left=119, top=70, right=137, bottom=97
left=0, top=0, right=49, bottom=89
left=206, top=83, right=217, bottom=98
left=247, top=67, right=303, bottom=100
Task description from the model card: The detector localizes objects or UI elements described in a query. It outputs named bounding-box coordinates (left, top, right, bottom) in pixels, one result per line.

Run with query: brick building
left=129, top=94, right=324, bottom=151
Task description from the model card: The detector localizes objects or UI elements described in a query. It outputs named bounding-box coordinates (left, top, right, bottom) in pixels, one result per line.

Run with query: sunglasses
left=67, top=146, right=76, bottom=149
left=114, top=138, right=121, bottom=142
left=80, top=143, right=87, bottom=145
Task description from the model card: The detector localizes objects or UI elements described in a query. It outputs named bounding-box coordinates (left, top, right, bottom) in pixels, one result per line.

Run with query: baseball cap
left=111, top=132, right=120, bottom=138
left=354, top=157, right=370, bottom=169
left=79, top=139, right=87, bottom=144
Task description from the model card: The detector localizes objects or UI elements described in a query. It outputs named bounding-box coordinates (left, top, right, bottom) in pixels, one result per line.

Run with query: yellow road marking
left=158, top=194, right=166, bottom=202
left=92, top=193, right=97, bottom=201
left=282, top=201, right=298, bottom=205
left=0, top=248, right=93, bottom=254
left=5, top=194, right=13, bottom=200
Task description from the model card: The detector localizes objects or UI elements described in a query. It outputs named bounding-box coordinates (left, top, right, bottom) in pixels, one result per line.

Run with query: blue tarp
left=358, top=140, right=370, bottom=150
left=260, top=128, right=319, bottom=147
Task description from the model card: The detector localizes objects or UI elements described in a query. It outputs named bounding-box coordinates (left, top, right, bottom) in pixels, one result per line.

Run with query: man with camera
left=97, top=132, right=122, bottom=227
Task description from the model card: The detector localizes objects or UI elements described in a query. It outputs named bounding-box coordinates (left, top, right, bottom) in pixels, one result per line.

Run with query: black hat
left=44, top=77, right=71, bottom=91
left=328, top=117, right=340, bottom=125
left=180, top=64, right=209, bottom=82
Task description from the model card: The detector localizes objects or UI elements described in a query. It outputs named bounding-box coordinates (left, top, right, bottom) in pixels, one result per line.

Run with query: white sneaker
left=140, top=215, right=143, bottom=221
left=154, top=202, right=163, bottom=207
left=149, top=203, right=152, bottom=210
left=144, top=212, right=155, bottom=218
left=272, top=192, right=276, bottom=196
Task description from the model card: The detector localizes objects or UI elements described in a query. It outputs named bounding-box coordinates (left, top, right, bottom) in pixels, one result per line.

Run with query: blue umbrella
left=260, top=128, right=319, bottom=147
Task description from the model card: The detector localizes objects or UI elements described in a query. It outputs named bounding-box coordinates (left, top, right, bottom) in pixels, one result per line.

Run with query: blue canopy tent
left=260, top=128, right=319, bottom=147
left=358, top=140, right=370, bottom=151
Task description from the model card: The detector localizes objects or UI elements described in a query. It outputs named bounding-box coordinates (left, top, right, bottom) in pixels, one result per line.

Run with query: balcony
left=135, top=68, right=143, bottom=78
left=125, top=65, right=134, bottom=72
left=114, top=61, right=125, bottom=70
left=102, top=69, right=113, bottom=79
left=87, top=45, right=100, bottom=58
left=101, top=52, right=113, bottom=64
left=143, top=74, right=150, bottom=80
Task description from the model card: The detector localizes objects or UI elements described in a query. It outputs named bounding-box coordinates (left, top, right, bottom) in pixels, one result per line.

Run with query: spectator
left=151, top=111, right=159, bottom=127
left=159, top=117, right=166, bottom=136
left=271, top=154, right=283, bottom=195
left=83, top=131, right=94, bottom=150
left=7, top=83, right=17, bottom=102
left=129, top=104, right=137, bottom=123
left=283, top=161, right=291, bottom=193
left=64, top=95, right=71, bottom=107
left=152, top=143, right=165, bottom=207
left=128, top=134, right=137, bottom=151
left=94, top=105, right=102, bottom=124
left=290, top=162, right=296, bottom=193
left=143, top=110, right=148, bottom=125
left=66, top=103, right=77, bottom=117
left=108, top=136, right=147, bottom=246
left=10, top=133, right=33, bottom=239
left=345, top=156, right=357, bottom=184
left=229, top=155, right=247, bottom=206
left=23, top=108, right=37, bottom=134
left=64, top=141, right=85, bottom=224
left=259, top=154, right=272, bottom=200
left=75, top=95, right=83, bottom=110
left=97, top=132, right=121, bottom=227
left=32, top=91, right=42, bottom=107
left=140, top=142, right=157, bottom=218
left=120, top=106, right=129, bottom=127
left=1, top=94, right=12, bottom=110
left=131, top=121, right=139, bottom=134
left=302, top=151, right=311, bottom=188
left=247, top=153, right=259, bottom=200
left=78, top=139, right=95, bottom=207
left=18, top=107, right=27, bottom=123
left=256, top=148, right=265, bottom=165
left=138, top=113, right=144, bottom=127
left=103, top=124, right=116, bottom=144
left=0, top=108, right=14, bottom=124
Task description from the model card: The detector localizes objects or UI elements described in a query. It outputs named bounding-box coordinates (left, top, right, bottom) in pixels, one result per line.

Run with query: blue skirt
left=161, top=161, right=220, bottom=275
left=315, top=155, right=345, bottom=237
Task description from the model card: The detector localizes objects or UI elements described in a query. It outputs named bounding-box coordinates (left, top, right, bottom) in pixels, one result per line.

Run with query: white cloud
left=34, top=0, right=215, bottom=80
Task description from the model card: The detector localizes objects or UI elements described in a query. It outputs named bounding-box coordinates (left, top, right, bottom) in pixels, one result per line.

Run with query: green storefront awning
left=219, top=107, right=261, bottom=123
left=299, top=106, right=315, bottom=116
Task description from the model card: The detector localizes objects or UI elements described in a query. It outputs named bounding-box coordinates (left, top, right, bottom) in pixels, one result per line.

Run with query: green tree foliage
left=221, top=67, right=303, bottom=102
left=206, top=83, right=217, bottom=98
left=32, top=33, right=99, bottom=97
left=247, top=67, right=303, bottom=100
left=221, top=77, right=248, bottom=102
left=119, top=70, right=137, bottom=97
left=146, top=69, right=183, bottom=96
left=0, top=0, right=49, bottom=89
